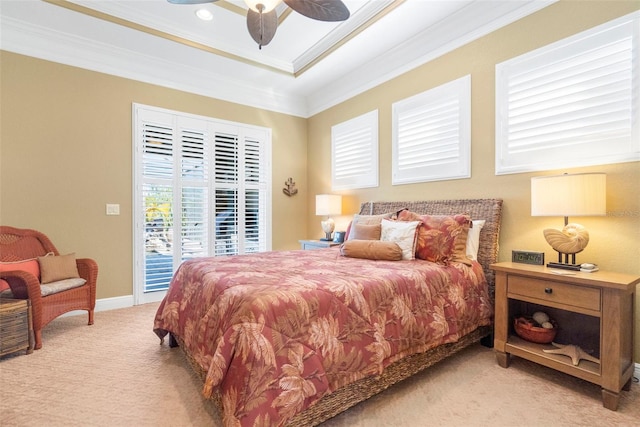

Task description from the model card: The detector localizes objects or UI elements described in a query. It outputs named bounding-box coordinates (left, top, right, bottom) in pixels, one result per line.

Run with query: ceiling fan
left=168, top=0, right=350, bottom=49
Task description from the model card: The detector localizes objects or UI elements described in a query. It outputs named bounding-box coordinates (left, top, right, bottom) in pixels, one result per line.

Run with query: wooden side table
left=299, top=240, right=341, bottom=250
left=491, top=262, right=639, bottom=411
left=0, top=298, right=34, bottom=357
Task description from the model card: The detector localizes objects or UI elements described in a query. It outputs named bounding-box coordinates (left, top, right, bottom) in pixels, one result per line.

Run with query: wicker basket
left=514, top=316, right=557, bottom=344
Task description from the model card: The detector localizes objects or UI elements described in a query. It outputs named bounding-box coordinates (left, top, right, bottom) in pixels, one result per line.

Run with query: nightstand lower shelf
left=500, top=336, right=600, bottom=382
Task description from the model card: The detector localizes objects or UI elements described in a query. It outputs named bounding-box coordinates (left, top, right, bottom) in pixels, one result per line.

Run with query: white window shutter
left=392, top=75, right=471, bottom=185
left=331, top=110, right=379, bottom=190
left=495, top=12, right=640, bottom=175
left=134, top=104, right=271, bottom=301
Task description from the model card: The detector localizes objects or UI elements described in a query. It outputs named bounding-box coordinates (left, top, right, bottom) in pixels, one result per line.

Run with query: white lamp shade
left=316, top=194, right=342, bottom=216
left=531, top=173, right=606, bottom=217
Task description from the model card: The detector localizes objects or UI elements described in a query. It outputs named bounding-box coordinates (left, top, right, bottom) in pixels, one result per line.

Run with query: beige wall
left=0, top=51, right=308, bottom=300
left=307, top=1, right=640, bottom=361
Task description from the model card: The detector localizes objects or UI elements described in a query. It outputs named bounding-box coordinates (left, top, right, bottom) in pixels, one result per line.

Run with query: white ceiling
left=0, top=0, right=554, bottom=117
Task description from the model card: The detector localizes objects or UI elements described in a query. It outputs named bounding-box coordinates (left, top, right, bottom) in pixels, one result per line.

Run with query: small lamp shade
left=315, top=194, right=342, bottom=216
left=531, top=173, right=606, bottom=218
left=316, top=194, right=342, bottom=241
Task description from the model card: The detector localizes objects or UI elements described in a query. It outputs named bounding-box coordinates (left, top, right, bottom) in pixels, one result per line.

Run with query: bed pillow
left=38, top=253, right=80, bottom=284
left=340, top=240, right=403, bottom=261
left=380, top=219, right=420, bottom=260
left=349, top=223, right=381, bottom=240
left=0, top=259, right=41, bottom=291
left=397, top=210, right=471, bottom=265
left=466, top=220, right=486, bottom=261
left=346, top=212, right=393, bottom=240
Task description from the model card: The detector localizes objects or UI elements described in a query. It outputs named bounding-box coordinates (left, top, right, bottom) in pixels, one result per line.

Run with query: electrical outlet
left=106, top=204, right=120, bottom=215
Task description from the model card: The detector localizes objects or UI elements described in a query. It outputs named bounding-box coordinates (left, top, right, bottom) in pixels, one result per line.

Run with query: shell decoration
left=543, top=223, right=589, bottom=254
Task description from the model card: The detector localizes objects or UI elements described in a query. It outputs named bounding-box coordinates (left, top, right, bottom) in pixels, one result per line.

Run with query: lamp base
left=320, top=232, right=333, bottom=241
left=546, top=262, right=581, bottom=271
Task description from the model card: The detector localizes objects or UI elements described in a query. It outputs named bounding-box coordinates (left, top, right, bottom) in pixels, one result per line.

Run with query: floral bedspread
left=153, top=247, right=492, bottom=426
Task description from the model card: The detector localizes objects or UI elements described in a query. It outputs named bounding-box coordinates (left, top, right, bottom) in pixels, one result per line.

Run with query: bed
left=153, top=198, right=503, bottom=426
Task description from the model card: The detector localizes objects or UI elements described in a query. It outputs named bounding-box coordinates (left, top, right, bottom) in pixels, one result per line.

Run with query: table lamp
left=316, top=194, right=342, bottom=241
left=531, top=172, right=606, bottom=270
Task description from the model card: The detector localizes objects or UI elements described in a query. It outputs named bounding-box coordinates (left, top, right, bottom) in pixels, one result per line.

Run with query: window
left=495, top=11, right=640, bottom=175
left=392, top=75, right=471, bottom=185
left=133, top=104, right=271, bottom=304
left=331, top=110, right=378, bottom=190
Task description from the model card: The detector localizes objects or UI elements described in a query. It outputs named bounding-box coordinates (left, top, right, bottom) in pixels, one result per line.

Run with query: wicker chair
left=0, top=226, right=97, bottom=349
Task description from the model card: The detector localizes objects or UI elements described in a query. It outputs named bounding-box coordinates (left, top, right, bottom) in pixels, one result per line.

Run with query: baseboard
left=60, top=295, right=134, bottom=318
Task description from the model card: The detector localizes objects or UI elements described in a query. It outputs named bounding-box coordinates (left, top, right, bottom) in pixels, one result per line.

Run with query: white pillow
left=466, top=220, right=486, bottom=261
left=380, top=219, right=420, bottom=260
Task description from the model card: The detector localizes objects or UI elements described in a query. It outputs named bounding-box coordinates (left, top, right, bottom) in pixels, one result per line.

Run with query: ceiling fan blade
left=247, top=9, right=278, bottom=49
left=167, top=0, right=216, bottom=4
left=284, top=0, right=350, bottom=22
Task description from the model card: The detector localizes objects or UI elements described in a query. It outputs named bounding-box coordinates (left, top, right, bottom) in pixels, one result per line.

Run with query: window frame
left=331, top=110, right=379, bottom=191
left=495, top=11, right=640, bottom=175
left=391, top=75, right=471, bottom=185
left=133, top=103, right=272, bottom=305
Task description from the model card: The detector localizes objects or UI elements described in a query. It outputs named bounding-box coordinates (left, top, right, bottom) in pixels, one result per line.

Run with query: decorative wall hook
left=283, top=177, right=298, bottom=197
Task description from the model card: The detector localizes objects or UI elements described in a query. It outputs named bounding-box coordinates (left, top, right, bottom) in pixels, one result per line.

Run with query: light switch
left=106, top=204, right=120, bottom=215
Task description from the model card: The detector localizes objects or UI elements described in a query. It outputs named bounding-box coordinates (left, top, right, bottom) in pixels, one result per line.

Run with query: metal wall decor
left=283, top=177, right=298, bottom=196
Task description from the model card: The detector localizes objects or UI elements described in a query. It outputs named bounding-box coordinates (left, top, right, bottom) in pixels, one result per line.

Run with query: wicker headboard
left=358, top=198, right=503, bottom=296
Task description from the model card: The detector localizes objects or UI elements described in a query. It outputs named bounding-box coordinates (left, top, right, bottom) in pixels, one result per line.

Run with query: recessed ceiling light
left=195, top=9, right=213, bottom=21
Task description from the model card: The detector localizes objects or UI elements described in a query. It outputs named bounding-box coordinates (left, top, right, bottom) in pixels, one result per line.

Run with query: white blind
left=495, top=12, right=640, bottom=175
left=331, top=110, right=378, bottom=190
left=392, top=75, right=471, bottom=185
left=134, top=105, right=271, bottom=297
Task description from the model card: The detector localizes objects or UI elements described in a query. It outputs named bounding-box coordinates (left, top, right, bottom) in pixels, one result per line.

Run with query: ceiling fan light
left=244, top=0, right=281, bottom=13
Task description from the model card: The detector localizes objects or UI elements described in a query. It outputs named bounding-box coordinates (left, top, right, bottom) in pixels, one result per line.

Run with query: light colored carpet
left=1, top=302, right=638, bottom=426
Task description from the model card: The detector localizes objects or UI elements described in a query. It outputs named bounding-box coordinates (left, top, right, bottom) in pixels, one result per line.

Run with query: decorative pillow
left=346, top=213, right=393, bottom=240
left=38, top=253, right=80, bottom=284
left=466, top=220, right=486, bottom=261
left=397, top=210, right=471, bottom=265
left=349, top=223, right=381, bottom=240
left=340, top=240, right=403, bottom=261
left=0, top=259, right=40, bottom=291
left=380, top=219, right=420, bottom=260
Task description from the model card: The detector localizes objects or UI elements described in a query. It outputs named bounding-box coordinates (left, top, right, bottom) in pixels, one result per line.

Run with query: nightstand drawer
left=508, top=276, right=601, bottom=312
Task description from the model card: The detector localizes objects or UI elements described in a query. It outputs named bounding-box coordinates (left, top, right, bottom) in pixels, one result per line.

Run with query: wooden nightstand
left=491, top=262, right=639, bottom=410
left=299, top=240, right=341, bottom=250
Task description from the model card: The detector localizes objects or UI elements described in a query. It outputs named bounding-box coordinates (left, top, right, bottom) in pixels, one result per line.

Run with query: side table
left=0, top=298, right=34, bottom=357
left=299, top=240, right=341, bottom=250
left=491, top=262, right=639, bottom=411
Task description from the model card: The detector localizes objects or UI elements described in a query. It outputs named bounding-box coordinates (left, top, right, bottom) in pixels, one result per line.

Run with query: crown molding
left=1, top=1, right=555, bottom=118
left=305, top=0, right=556, bottom=116
left=0, top=15, right=308, bottom=117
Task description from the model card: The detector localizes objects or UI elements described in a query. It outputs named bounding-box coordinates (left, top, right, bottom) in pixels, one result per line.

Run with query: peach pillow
left=0, top=259, right=40, bottom=292
left=397, top=210, right=471, bottom=265
left=346, top=213, right=393, bottom=240
left=340, top=240, right=403, bottom=261
left=38, top=253, right=80, bottom=284
left=349, top=223, right=382, bottom=240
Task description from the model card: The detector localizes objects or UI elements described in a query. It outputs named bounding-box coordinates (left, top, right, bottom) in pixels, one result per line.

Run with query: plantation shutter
left=392, top=75, right=471, bottom=185
left=495, top=12, right=640, bottom=174
left=331, top=110, right=378, bottom=190
left=134, top=104, right=271, bottom=301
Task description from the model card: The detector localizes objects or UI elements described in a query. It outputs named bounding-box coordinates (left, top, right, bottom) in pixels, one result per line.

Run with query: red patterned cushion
left=397, top=210, right=471, bottom=265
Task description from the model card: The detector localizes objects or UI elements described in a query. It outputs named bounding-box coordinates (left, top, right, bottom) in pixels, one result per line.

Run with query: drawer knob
left=544, top=287, right=553, bottom=294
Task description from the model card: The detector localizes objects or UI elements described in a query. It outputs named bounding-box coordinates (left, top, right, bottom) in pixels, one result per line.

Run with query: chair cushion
left=0, top=277, right=87, bottom=298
